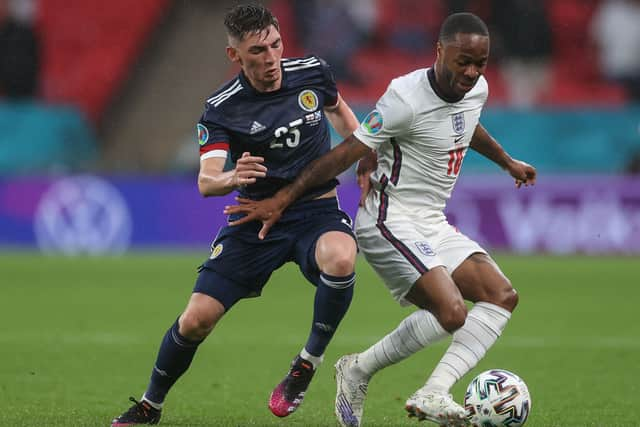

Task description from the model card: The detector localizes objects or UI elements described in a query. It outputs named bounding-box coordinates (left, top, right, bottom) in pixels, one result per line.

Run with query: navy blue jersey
left=197, top=55, right=340, bottom=201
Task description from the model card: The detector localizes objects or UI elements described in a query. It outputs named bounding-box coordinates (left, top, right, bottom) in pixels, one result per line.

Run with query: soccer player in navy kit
left=111, top=4, right=360, bottom=425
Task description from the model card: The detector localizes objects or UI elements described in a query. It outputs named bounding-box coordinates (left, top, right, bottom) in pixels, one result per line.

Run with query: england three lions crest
left=451, top=112, right=465, bottom=135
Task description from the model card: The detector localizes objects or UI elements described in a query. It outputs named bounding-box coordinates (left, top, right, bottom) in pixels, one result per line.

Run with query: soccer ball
left=464, top=369, right=531, bottom=427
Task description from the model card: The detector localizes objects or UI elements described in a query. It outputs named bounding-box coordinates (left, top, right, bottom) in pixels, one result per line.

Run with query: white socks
left=141, top=395, right=163, bottom=410
left=301, top=347, right=324, bottom=369
left=356, top=310, right=449, bottom=376
left=424, top=302, right=511, bottom=392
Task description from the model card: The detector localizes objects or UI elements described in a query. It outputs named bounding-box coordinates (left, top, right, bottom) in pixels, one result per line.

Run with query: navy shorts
left=193, top=197, right=355, bottom=310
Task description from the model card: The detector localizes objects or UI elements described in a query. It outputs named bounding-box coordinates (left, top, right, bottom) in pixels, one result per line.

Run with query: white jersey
left=353, top=67, right=488, bottom=222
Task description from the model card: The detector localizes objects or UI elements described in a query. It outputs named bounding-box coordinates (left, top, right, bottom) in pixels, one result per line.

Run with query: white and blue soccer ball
left=464, top=369, right=531, bottom=427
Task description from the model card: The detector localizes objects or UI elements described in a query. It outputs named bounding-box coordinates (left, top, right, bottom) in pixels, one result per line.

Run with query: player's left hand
left=223, top=197, right=285, bottom=239
left=507, top=159, right=537, bottom=188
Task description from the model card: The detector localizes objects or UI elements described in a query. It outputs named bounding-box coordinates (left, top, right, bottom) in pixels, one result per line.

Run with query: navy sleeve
left=317, top=57, right=339, bottom=108
left=197, top=114, right=231, bottom=159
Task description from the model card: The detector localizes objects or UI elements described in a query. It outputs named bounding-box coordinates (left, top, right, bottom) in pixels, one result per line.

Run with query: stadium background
left=1, top=1, right=638, bottom=426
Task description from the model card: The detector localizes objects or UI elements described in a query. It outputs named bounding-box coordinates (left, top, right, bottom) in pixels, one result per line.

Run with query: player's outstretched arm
left=325, top=93, right=374, bottom=206
left=324, top=94, right=360, bottom=139
left=224, top=134, right=371, bottom=239
left=470, top=124, right=537, bottom=188
left=198, top=152, right=266, bottom=197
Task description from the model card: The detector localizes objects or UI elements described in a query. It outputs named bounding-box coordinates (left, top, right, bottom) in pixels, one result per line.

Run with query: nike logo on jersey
left=250, top=121, right=266, bottom=134
left=454, top=135, right=464, bottom=144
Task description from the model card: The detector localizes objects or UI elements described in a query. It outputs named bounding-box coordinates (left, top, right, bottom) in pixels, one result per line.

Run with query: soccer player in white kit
left=225, top=12, right=537, bottom=427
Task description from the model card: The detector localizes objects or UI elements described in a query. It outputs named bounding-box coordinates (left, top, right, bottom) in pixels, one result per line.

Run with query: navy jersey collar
left=427, top=66, right=464, bottom=104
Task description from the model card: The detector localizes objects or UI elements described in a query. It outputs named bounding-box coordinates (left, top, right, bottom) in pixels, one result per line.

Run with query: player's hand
left=507, top=159, right=537, bottom=188
left=232, top=152, right=267, bottom=188
left=223, top=196, right=285, bottom=239
left=356, top=150, right=377, bottom=206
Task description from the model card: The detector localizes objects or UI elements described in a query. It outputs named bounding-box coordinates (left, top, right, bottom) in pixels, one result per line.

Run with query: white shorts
left=355, top=204, right=487, bottom=306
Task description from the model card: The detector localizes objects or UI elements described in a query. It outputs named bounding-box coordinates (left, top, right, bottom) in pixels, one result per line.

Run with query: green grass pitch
left=1, top=252, right=638, bottom=426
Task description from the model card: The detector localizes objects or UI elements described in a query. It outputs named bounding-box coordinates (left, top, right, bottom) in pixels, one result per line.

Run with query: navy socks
left=144, top=319, right=203, bottom=405
left=304, top=272, right=355, bottom=357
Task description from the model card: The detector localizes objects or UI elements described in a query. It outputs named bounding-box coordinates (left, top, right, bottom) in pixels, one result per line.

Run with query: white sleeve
left=353, top=85, right=414, bottom=150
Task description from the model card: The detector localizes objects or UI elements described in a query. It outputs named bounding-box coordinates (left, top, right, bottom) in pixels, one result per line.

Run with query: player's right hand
left=507, top=159, right=537, bottom=189
left=356, top=149, right=377, bottom=206
left=224, top=196, right=284, bottom=239
left=232, top=152, right=267, bottom=188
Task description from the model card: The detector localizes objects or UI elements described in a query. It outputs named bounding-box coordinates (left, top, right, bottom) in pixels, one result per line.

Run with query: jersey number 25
left=270, top=128, right=301, bottom=149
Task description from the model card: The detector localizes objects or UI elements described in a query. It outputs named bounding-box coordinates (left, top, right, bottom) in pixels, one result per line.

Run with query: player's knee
left=179, top=311, right=218, bottom=340
left=501, top=287, right=519, bottom=312
left=315, top=233, right=357, bottom=276
left=318, top=244, right=356, bottom=277
left=486, top=278, right=518, bottom=312
left=324, top=256, right=355, bottom=277
left=438, top=300, right=468, bottom=332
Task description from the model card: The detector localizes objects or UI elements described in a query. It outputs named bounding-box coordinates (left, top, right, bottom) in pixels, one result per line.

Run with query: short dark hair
left=439, top=13, right=489, bottom=43
left=224, top=3, right=279, bottom=42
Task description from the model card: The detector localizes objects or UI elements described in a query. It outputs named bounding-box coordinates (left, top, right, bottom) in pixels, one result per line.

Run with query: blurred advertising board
left=447, top=175, right=640, bottom=254
left=1, top=175, right=639, bottom=254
